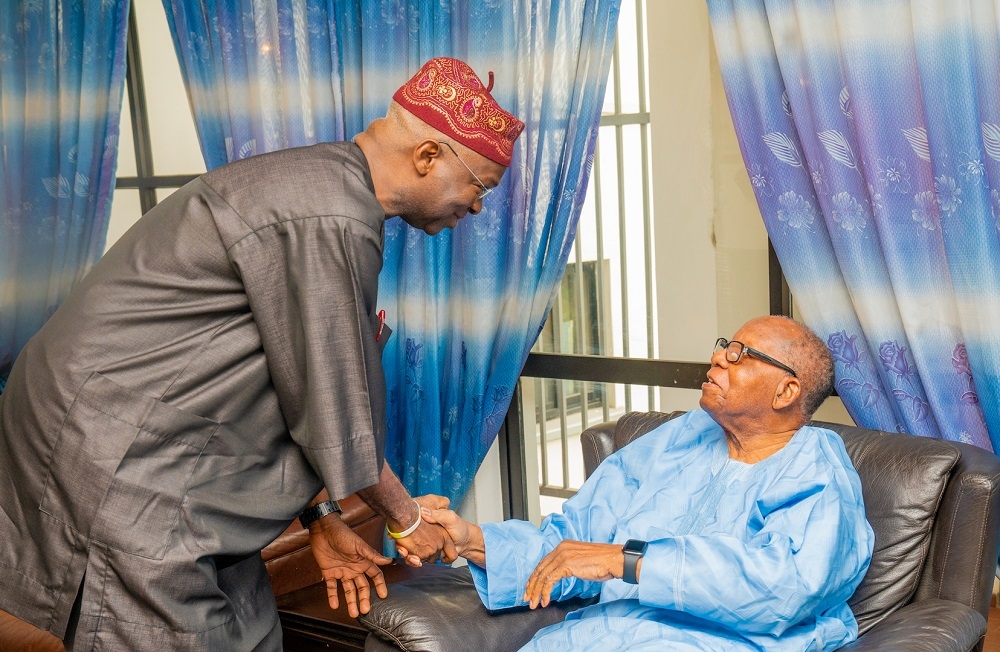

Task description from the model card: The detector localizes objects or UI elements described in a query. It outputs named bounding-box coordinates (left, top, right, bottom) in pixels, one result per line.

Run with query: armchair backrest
left=580, top=411, right=1000, bottom=638
left=818, top=421, right=1000, bottom=632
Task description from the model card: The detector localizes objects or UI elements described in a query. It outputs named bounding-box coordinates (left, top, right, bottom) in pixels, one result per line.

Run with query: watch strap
left=298, top=500, right=342, bottom=530
left=622, top=539, right=647, bottom=584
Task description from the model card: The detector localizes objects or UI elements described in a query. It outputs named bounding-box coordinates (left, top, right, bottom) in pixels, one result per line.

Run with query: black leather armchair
left=359, top=412, right=1000, bottom=652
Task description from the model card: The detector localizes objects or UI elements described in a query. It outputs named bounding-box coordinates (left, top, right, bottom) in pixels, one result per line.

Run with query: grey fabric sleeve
left=228, top=213, right=386, bottom=500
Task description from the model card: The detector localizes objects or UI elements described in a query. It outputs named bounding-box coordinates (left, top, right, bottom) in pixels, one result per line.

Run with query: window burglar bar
left=522, top=354, right=710, bottom=502
left=531, top=0, right=656, bottom=499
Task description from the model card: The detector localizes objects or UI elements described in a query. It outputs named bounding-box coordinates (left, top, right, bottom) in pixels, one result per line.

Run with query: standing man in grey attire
left=0, top=56, right=524, bottom=650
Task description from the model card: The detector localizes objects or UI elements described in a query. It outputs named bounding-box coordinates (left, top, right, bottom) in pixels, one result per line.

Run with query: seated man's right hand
left=418, top=506, right=486, bottom=567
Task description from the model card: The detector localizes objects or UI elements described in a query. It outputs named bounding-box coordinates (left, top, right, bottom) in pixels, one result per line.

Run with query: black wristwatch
left=622, top=539, right=648, bottom=584
left=298, top=500, right=342, bottom=529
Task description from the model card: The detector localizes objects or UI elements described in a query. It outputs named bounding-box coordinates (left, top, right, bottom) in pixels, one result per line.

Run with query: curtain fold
left=163, top=0, right=621, bottom=502
left=707, top=0, right=1000, bottom=451
left=0, top=0, right=130, bottom=390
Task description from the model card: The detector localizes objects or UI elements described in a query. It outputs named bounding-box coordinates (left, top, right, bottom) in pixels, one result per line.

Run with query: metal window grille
left=530, top=0, right=658, bottom=500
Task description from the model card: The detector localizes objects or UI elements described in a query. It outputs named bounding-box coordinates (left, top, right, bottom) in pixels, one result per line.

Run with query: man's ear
left=412, top=139, right=443, bottom=176
left=772, top=376, right=801, bottom=412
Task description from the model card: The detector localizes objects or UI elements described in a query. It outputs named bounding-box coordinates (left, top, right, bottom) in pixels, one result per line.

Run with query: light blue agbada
left=469, top=410, right=874, bottom=651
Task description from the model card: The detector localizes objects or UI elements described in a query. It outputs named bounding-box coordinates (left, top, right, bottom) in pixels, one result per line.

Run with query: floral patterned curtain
left=0, top=0, right=129, bottom=390
left=708, top=0, right=1000, bottom=451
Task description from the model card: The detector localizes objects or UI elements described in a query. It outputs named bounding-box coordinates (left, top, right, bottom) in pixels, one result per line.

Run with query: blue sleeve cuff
left=636, top=538, right=683, bottom=610
left=474, top=522, right=534, bottom=610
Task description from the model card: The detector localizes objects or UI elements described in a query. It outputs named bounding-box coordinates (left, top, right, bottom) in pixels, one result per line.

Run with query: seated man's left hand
left=524, top=540, right=625, bottom=609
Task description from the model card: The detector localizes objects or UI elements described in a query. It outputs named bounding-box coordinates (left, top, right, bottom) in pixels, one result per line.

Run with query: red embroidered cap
left=393, top=57, right=525, bottom=168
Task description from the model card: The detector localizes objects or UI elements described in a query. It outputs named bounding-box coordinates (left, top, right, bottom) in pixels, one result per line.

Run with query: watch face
left=623, top=539, right=648, bottom=554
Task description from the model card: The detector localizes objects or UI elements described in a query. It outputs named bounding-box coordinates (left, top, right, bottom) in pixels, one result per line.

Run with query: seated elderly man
left=413, top=316, right=874, bottom=651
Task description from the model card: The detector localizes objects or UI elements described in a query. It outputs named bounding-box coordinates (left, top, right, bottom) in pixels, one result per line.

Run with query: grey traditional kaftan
left=0, top=142, right=389, bottom=649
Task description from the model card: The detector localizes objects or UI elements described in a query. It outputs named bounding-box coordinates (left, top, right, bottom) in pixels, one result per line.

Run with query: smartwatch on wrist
left=298, top=500, right=342, bottom=530
left=622, top=539, right=648, bottom=584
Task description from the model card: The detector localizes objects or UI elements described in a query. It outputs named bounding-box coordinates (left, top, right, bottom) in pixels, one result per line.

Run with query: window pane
left=621, top=123, right=652, bottom=357
left=134, top=0, right=206, bottom=176
left=105, top=189, right=142, bottom=254
left=602, top=49, right=617, bottom=115
left=616, top=0, right=641, bottom=114
left=156, top=187, right=181, bottom=204
left=116, top=89, right=137, bottom=178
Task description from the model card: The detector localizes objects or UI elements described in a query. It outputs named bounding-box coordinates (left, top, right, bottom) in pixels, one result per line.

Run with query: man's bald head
left=753, top=316, right=835, bottom=420
left=381, top=101, right=447, bottom=147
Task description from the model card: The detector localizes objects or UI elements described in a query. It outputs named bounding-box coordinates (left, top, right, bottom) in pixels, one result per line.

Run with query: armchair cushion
left=360, top=566, right=595, bottom=652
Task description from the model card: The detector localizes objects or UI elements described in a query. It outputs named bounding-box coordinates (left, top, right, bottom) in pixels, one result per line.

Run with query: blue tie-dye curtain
left=163, top=0, right=621, bottom=502
left=0, top=0, right=129, bottom=391
left=707, top=0, right=1000, bottom=451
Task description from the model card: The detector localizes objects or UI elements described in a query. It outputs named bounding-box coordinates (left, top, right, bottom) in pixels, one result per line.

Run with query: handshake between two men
left=307, top=491, right=613, bottom=618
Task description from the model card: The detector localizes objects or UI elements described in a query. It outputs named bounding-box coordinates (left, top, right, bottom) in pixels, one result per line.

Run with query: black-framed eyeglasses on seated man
left=438, top=141, right=492, bottom=199
left=714, top=337, right=798, bottom=378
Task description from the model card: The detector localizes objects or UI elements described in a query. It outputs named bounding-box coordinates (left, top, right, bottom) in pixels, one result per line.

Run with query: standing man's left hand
left=523, top=540, right=625, bottom=608
left=308, top=516, right=392, bottom=617
left=357, top=467, right=459, bottom=567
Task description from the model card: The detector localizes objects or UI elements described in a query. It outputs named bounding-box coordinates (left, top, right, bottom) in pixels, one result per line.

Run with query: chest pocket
left=376, top=323, right=392, bottom=353
left=40, top=372, right=218, bottom=560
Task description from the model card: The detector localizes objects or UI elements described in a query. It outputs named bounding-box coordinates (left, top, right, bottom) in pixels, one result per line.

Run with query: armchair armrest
left=358, top=565, right=595, bottom=652
left=836, top=599, right=985, bottom=652
left=0, top=610, right=63, bottom=652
